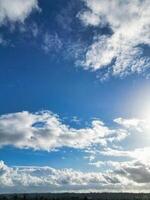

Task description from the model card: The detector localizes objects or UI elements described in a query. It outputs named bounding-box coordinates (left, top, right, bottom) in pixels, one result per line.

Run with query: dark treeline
left=0, top=193, right=150, bottom=200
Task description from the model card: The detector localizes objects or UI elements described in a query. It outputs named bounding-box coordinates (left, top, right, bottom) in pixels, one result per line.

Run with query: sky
left=0, top=0, right=150, bottom=193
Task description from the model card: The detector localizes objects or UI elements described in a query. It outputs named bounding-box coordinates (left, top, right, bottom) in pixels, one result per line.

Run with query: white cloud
left=0, top=111, right=125, bottom=151
left=0, top=160, right=109, bottom=193
left=114, top=118, right=143, bottom=128
left=2, top=160, right=150, bottom=192
left=99, top=146, right=150, bottom=168
left=1, top=111, right=150, bottom=164
left=89, top=160, right=104, bottom=168
left=78, top=0, right=150, bottom=78
left=114, top=117, right=150, bottom=133
left=0, top=0, right=39, bottom=25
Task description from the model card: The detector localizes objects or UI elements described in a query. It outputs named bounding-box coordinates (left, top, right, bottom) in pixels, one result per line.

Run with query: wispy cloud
left=77, top=0, right=150, bottom=79
left=42, top=33, right=63, bottom=53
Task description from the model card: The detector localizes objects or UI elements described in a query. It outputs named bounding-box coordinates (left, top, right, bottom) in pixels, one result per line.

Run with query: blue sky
left=0, top=0, right=150, bottom=193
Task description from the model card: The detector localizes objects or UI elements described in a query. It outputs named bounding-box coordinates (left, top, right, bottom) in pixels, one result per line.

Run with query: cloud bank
left=1, top=160, right=150, bottom=193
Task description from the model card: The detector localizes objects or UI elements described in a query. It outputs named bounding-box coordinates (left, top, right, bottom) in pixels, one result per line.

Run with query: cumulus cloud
left=2, top=160, right=150, bottom=192
left=78, top=0, right=150, bottom=78
left=1, top=111, right=150, bottom=192
left=0, top=111, right=127, bottom=151
left=1, top=110, right=150, bottom=158
left=0, top=160, right=110, bottom=193
left=0, top=0, right=39, bottom=25
left=114, top=160, right=150, bottom=184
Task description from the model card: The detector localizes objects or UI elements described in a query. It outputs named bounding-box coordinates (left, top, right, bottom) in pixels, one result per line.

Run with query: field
left=0, top=193, right=150, bottom=200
